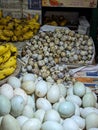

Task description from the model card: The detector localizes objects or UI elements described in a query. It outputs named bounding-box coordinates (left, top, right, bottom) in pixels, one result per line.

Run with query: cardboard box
left=42, top=0, right=97, bottom=8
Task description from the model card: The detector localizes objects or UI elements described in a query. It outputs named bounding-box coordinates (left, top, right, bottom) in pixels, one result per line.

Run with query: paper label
left=42, top=0, right=97, bottom=8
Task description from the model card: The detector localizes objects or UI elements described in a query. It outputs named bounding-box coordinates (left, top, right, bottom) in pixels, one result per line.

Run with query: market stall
left=0, top=0, right=98, bottom=130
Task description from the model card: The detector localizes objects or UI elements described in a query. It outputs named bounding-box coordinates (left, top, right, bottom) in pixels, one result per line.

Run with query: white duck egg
left=7, top=76, right=21, bottom=89
left=27, top=95, right=35, bottom=111
left=22, top=73, right=36, bottom=82
left=11, top=95, right=25, bottom=117
left=22, top=118, right=41, bottom=130
left=73, top=81, right=86, bottom=97
left=36, top=98, right=52, bottom=111
left=14, top=88, right=28, bottom=104
left=21, top=81, right=35, bottom=94
left=44, top=109, right=61, bottom=122
left=0, top=94, right=11, bottom=116
left=1, top=114, right=21, bottom=130
left=16, top=116, right=29, bottom=127
left=22, top=105, right=34, bottom=118
left=35, top=80, right=48, bottom=97
left=63, top=118, right=80, bottom=130
left=58, top=101, right=75, bottom=118
left=41, top=121, right=64, bottom=130
left=34, top=109, right=45, bottom=123
left=0, top=83, right=13, bottom=99
left=47, top=84, right=60, bottom=103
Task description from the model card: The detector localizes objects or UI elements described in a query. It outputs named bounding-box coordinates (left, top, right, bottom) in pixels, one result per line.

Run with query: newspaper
left=69, top=65, right=98, bottom=90
left=0, top=0, right=42, bottom=22
left=0, top=0, right=22, bottom=18
left=22, top=0, right=42, bottom=23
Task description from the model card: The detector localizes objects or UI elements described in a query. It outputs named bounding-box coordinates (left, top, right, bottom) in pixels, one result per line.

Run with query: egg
left=63, top=118, right=80, bottom=130
left=41, top=121, right=64, bottom=130
left=58, top=101, right=75, bottom=118
left=7, top=76, right=21, bottom=89
left=11, top=95, right=25, bottom=117
left=27, top=95, right=35, bottom=111
left=82, top=92, right=96, bottom=108
left=34, top=109, right=45, bottom=123
left=44, top=109, right=61, bottom=123
left=1, top=114, right=20, bottom=130
left=22, top=73, right=36, bottom=82
left=36, top=98, right=52, bottom=111
left=58, top=83, right=67, bottom=97
left=0, top=83, right=13, bottom=99
left=47, top=84, right=60, bottom=103
left=73, top=82, right=86, bottom=97
left=22, top=118, right=41, bottom=130
left=16, top=116, right=29, bottom=127
left=22, top=105, right=34, bottom=118
left=0, top=116, right=3, bottom=126
left=0, top=94, right=11, bottom=116
left=66, top=95, right=82, bottom=106
left=35, top=80, right=48, bottom=97
left=21, top=81, right=35, bottom=94
left=14, top=88, right=28, bottom=104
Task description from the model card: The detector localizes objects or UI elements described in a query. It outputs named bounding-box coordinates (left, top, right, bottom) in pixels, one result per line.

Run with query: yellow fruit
left=23, top=31, right=33, bottom=40
left=0, top=66, right=16, bottom=80
left=0, top=44, right=10, bottom=55
left=22, top=26, right=29, bottom=33
left=49, top=21, right=58, bottom=26
left=1, top=50, right=11, bottom=63
left=6, top=22, right=14, bottom=30
left=0, top=73, right=6, bottom=80
left=0, top=18, right=7, bottom=25
left=0, top=10, right=3, bottom=18
left=16, top=25, right=23, bottom=30
left=14, top=30, right=22, bottom=37
left=0, top=56, right=17, bottom=69
left=18, top=36, right=23, bottom=41
left=27, top=18, right=36, bottom=24
left=12, top=35, right=18, bottom=42
left=0, top=30, right=3, bottom=35
left=28, top=25, right=34, bottom=30
left=0, top=35, right=10, bottom=41
left=33, top=29, right=38, bottom=35
left=3, top=29, right=13, bottom=37
left=34, top=23, right=40, bottom=29
left=13, top=18, right=21, bottom=24
left=0, top=25, right=4, bottom=29
left=14, top=23, right=19, bottom=27
left=34, top=14, right=39, bottom=21
left=5, top=16, right=12, bottom=21
left=0, top=57, right=3, bottom=64
left=9, top=43, right=18, bottom=56
left=60, top=19, right=67, bottom=26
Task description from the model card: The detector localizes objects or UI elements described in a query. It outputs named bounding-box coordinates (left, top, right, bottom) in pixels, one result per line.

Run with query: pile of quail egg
left=20, top=28, right=94, bottom=83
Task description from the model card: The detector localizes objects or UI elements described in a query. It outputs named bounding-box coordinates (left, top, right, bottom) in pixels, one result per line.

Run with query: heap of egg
left=20, top=28, right=94, bottom=83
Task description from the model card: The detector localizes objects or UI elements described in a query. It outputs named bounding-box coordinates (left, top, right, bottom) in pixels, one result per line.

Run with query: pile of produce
left=43, top=14, right=78, bottom=30
left=0, top=10, right=40, bottom=42
left=20, top=28, right=94, bottom=83
left=0, top=73, right=98, bottom=130
left=0, top=43, right=18, bottom=80
left=44, top=15, right=68, bottom=26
